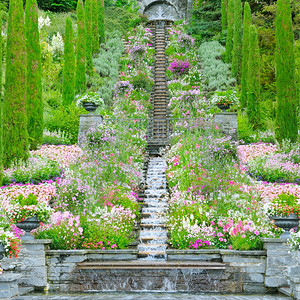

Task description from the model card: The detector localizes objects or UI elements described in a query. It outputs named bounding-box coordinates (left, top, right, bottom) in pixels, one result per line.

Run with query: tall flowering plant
left=168, top=60, right=191, bottom=76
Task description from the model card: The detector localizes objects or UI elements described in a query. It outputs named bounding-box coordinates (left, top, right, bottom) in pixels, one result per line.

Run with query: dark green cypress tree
left=221, top=0, right=228, bottom=31
left=62, top=17, right=75, bottom=106
left=25, top=0, right=43, bottom=150
left=240, top=2, right=251, bottom=109
left=275, top=0, right=298, bottom=142
left=98, top=0, right=105, bottom=44
left=0, top=13, right=3, bottom=185
left=225, top=0, right=234, bottom=63
left=75, top=0, right=86, bottom=94
left=85, top=0, right=93, bottom=76
left=92, top=0, right=99, bottom=54
left=3, top=0, right=29, bottom=167
left=231, top=0, right=242, bottom=82
left=247, top=25, right=260, bottom=129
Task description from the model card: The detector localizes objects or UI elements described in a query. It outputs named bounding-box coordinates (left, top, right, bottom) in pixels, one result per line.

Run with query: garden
left=0, top=0, right=299, bottom=280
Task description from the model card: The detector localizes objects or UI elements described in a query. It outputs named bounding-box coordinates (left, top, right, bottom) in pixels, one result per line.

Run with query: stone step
left=140, top=223, right=167, bottom=229
left=138, top=251, right=166, bottom=258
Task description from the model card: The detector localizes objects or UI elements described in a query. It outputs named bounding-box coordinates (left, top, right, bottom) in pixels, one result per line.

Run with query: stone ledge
left=261, top=238, right=288, bottom=243
left=220, top=250, right=266, bottom=256
left=46, top=249, right=138, bottom=255
left=22, top=239, right=52, bottom=245
left=0, top=273, right=22, bottom=282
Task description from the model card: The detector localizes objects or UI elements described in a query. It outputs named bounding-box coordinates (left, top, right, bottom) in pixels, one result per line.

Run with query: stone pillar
left=214, top=112, right=238, bottom=141
left=1, top=239, right=51, bottom=291
left=288, top=251, right=300, bottom=299
left=262, top=238, right=298, bottom=288
left=0, top=273, right=22, bottom=299
left=78, top=114, right=103, bottom=146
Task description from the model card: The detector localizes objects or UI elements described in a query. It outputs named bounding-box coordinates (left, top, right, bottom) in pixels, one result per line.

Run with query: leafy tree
left=91, top=0, right=99, bottom=54
left=275, top=0, right=298, bottom=142
left=98, top=0, right=105, bottom=44
left=240, top=2, right=252, bottom=108
left=62, top=17, right=75, bottom=106
left=188, top=0, right=221, bottom=41
left=221, top=0, right=228, bottom=31
left=225, top=0, right=234, bottom=62
left=25, top=0, right=43, bottom=150
left=247, top=25, right=261, bottom=129
left=75, top=0, right=86, bottom=94
left=231, top=0, right=242, bottom=82
left=3, top=0, right=29, bottom=167
left=85, top=0, right=93, bottom=76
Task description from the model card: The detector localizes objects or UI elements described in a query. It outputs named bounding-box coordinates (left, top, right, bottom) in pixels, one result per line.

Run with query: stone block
left=214, top=113, right=238, bottom=140
left=222, top=255, right=264, bottom=264
left=243, top=283, right=268, bottom=293
left=64, top=255, right=86, bottom=263
left=265, top=276, right=287, bottom=287
left=0, top=273, right=22, bottom=298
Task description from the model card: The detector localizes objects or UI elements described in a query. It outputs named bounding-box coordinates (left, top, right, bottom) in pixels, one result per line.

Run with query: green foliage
left=0, top=12, right=3, bottom=186
left=275, top=0, right=298, bottom=143
left=247, top=25, right=261, bottom=130
left=91, top=0, right=99, bottom=54
left=3, top=0, right=29, bottom=168
left=240, top=2, right=252, bottom=108
left=221, top=0, right=228, bottom=31
left=37, top=0, right=77, bottom=12
left=231, top=0, right=242, bottom=82
left=188, top=0, right=221, bottom=41
left=75, top=0, right=86, bottom=94
left=2, top=156, right=61, bottom=185
left=225, top=0, right=234, bottom=62
left=198, top=41, right=235, bottom=91
left=25, top=0, right=43, bottom=151
left=85, top=0, right=93, bottom=75
left=45, top=102, right=87, bottom=144
left=237, top=113, right=254, bottom=143
left=98, top=0, right=105, bottom=43
left=62, top=17, right=75, bottom=106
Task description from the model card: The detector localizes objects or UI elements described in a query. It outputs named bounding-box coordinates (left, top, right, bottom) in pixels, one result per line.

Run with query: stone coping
left=261, top=238, right=288, bottom=243
left=22, top=239, right=52, bottom=245
left=214, top=112, right=238, bottom=115
left=79, top=114, right=103, bottom=117
left=0, top=273, right=22, bottom=282
left=46, top=249, right=138, bottom=255
left=166, top=249, right=266, bottom=256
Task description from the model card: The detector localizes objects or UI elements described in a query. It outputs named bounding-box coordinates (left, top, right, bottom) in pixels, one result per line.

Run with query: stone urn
left=82, top=102, right=98, bottom=114
left=216, top=103, right=230, bottom=112
left=16, top=216, right=40, bottom=240
left=0, top=242, right=5, bottom=260
left=272, top=213, right=299, bottom=238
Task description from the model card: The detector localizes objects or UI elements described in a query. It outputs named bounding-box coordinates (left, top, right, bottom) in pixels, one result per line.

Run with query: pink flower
left=216, top=125, right=219, bottom=130
left=254, top=230, right=259, bottom=236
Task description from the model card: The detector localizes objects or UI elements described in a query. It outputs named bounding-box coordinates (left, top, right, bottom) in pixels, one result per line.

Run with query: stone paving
left=15, top=292, right=291, bottom=300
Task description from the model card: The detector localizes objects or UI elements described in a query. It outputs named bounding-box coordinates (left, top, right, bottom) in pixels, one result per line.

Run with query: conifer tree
left=75, top=0, right=86, bottom=94
left=3, top=0, right=29, bottom=167
left=98, top=0, right=105, bottom=44
left=0, top=13, right=3, bottom=185
left=231, top=0, right=242, bottom=82
left=62, top=17, right=75, bottom=106
left=247, top=25, right=260, bottom=129
left=92, top=0, right=99, bottom=54
left=221, top=0, right=228, bottom=31
left=275, top=0, right=298, bottom=142
left=240, top=2, right=251, bottom=108
left=85, top=0, right=93, bottom=76
left=25, top=0, right=43, bottom=150
left=225, top=0, right=234, bottom=63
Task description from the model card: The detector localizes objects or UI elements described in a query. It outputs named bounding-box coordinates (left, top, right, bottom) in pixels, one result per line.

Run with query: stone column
left=288, top=251, right=300, bottom=299
left=1, top=239, right=51, bottom=291
left=0, top=273, right=22, bottom=299
left=78, top=114, right=103, bottom=146
left=214, top=112, right=238, bottom=141
left=262, top=238, right=298, bottom=288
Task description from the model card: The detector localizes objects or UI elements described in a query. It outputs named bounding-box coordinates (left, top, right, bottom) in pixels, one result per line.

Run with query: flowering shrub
left=4, top=194, right=52, bottom=223
left=0, top=213, right=21, bottom=258
left=2, top=156, right=62, bottom=186
left=114, top=80, right=134, bottom=97
left=76, top=92, right=104, bottom=107
left=265, top=193, right=300, bottom=217
left=168, top=60, right=191, bottom=76
left=289, top=228, right=300, bottom=251
left=210, top=90, right=239, bottom=107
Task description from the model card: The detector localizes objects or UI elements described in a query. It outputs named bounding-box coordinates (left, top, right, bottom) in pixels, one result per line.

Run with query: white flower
left=38, top=16, right=51, bottom=31
left=51, top=32, right=64, bottom=56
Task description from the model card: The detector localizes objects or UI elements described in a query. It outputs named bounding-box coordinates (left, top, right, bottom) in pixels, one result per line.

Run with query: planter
left=16, top=216, right=40, bottom=240
left=0, top=242, right=5, bottom=260
left=272, top=214, right=299, bottom=238
left=216, top=103, right=230, bottom=112
left=83, top=102, right=99, bottom=114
